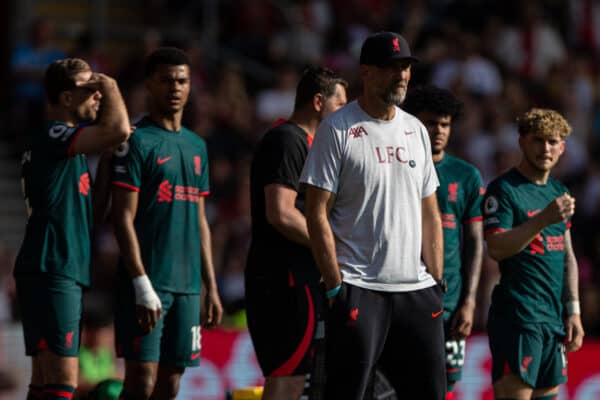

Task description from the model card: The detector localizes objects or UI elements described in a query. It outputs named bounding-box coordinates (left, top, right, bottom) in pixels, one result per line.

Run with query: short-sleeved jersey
left=246, top=121, right=319, bottom=285
left=435, top=153, right=484, bottom=316
left=15, top=121, right=92, bottom=286
left=300, top=101, right=439, bottom=292
left=482, top=168, right=571, bottom=327
left=112, top=117, right=209, bottom=294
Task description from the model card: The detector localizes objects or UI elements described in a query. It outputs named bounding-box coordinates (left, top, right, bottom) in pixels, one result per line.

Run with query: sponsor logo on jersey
left=175, top=185, right=201, bottom=202
left=114, top=165, right=126, bottom=174
left=190, top=352, right=201, bottom=360
left=483, top=196, right=498, bottom=214
left=157, top=180, right=201, bottom=203
left=349, top=308, right=359, bottom=321
left=546, top=235, right=565, bottom=251
left=157, top=156, right=172, bottom=165
left=349, top=126, right=368, bottom=138
left=158, top=180, right=173, bottom=203
left=375, top=146, right=409, bottom=164
left=79, top=173, right=90, bottom=196
left=529, top=234, right=545, bottom=255
left=404, top=130, right=415, bottom=135
left=448, top=182, right=458, bottom=202
left=431, top=309, right=443, bottom=318
left=526, top=209, right=541, bottom=218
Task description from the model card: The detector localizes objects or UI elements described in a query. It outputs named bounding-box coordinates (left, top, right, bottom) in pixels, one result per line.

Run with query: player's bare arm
left=451, top=220, right=483, bottom=338
left=421, top=192, right=444, bottom=281
left=71, top=73, right=131, bottom=155
left=563, top=230, right=584, bottom=352
left=112, top=187, right=162, bottom=333
left=486, top=193, right=575, bottom=261
left=264, top=184, right=311, bottom=247
left=198, top=197, right=223, bottom=328
left=305, top=185, right=342, bottom=300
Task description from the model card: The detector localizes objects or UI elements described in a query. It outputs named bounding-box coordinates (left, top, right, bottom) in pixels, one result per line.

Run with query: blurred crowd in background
left=0, top=0, right=600, bottom=374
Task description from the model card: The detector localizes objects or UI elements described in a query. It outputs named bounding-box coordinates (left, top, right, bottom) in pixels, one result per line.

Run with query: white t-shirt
left=300, top=100, right=439, bottom=292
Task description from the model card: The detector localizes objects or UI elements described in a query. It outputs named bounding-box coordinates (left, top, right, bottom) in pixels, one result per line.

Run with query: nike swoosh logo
left=527, top=210, right=540, bottom=217
left=157, top=156, right=172, bottom=165
left=190, top=352, right=201, bottom=360
left=404, top=130, right=415, bottom=135
left=431, top=310, right=443, bottom=318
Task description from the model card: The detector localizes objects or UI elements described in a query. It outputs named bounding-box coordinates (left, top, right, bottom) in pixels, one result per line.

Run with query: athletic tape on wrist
left=565, top=300, right=581, bottom=316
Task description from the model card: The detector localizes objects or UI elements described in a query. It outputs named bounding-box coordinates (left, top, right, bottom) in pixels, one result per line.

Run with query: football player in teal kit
left=111, top=47, right=223, bottom=400
left=404, top=85, right=484, bottom=400
left=16, top=58, right=130, bottom=400
left=483, top=108, right=584, bottom=400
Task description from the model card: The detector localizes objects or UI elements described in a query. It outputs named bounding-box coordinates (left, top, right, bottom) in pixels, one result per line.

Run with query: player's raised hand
left=76, top=72, right=116, bottom=92
left=450, top=298, right=475, bottom=338
left=565, top=314, right=584, bottom=352
left=541, top=193, right=575, bottom=225
left=201, top=288, right=223, bottom=328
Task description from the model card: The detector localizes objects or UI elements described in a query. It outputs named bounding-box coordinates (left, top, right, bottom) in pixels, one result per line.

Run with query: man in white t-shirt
left=301, top=31, right=446, bottom=399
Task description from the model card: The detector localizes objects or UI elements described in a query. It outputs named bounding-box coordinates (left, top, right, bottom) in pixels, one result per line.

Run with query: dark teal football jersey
left=483, top=168, right=571, bottom=327
left=112, top=117, right=209, bottom=294
left=435, top=153, right=484, bottom=317
left=15, top=121, right=92, bottom=286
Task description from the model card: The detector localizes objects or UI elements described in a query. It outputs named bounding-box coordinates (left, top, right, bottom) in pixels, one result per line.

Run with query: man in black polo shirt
left=245, top=66, right=347, bottom=400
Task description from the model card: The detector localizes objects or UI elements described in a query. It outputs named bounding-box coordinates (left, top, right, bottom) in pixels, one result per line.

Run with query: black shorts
left=325, top=283, right=446, bottom=400
left=245, top=272, right=324, bottom=377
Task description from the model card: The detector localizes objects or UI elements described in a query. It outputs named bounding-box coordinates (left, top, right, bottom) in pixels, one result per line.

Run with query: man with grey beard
left=300, top=31, right=446, bottom=399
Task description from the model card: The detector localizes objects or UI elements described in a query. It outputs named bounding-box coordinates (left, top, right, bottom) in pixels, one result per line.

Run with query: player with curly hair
left=482, top=108, right=584, bottom=400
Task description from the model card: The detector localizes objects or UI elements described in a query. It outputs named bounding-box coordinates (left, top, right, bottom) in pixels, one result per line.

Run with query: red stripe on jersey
left=270, top=284, right=315, bottom=376
left=199, top=191, right=210, bottom=197
left=484, top=227, right=506, bottom=236
left=112, top=181, right=140, bottom=192
left=464, top=216, right=483, bottom=223
left=66, top=127, right=86, bottom=157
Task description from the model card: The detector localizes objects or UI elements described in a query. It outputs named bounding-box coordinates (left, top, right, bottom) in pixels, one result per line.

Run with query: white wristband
left=565, top=300, right=581, bottom=316
left=132, top=275, right=162, bottom=311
